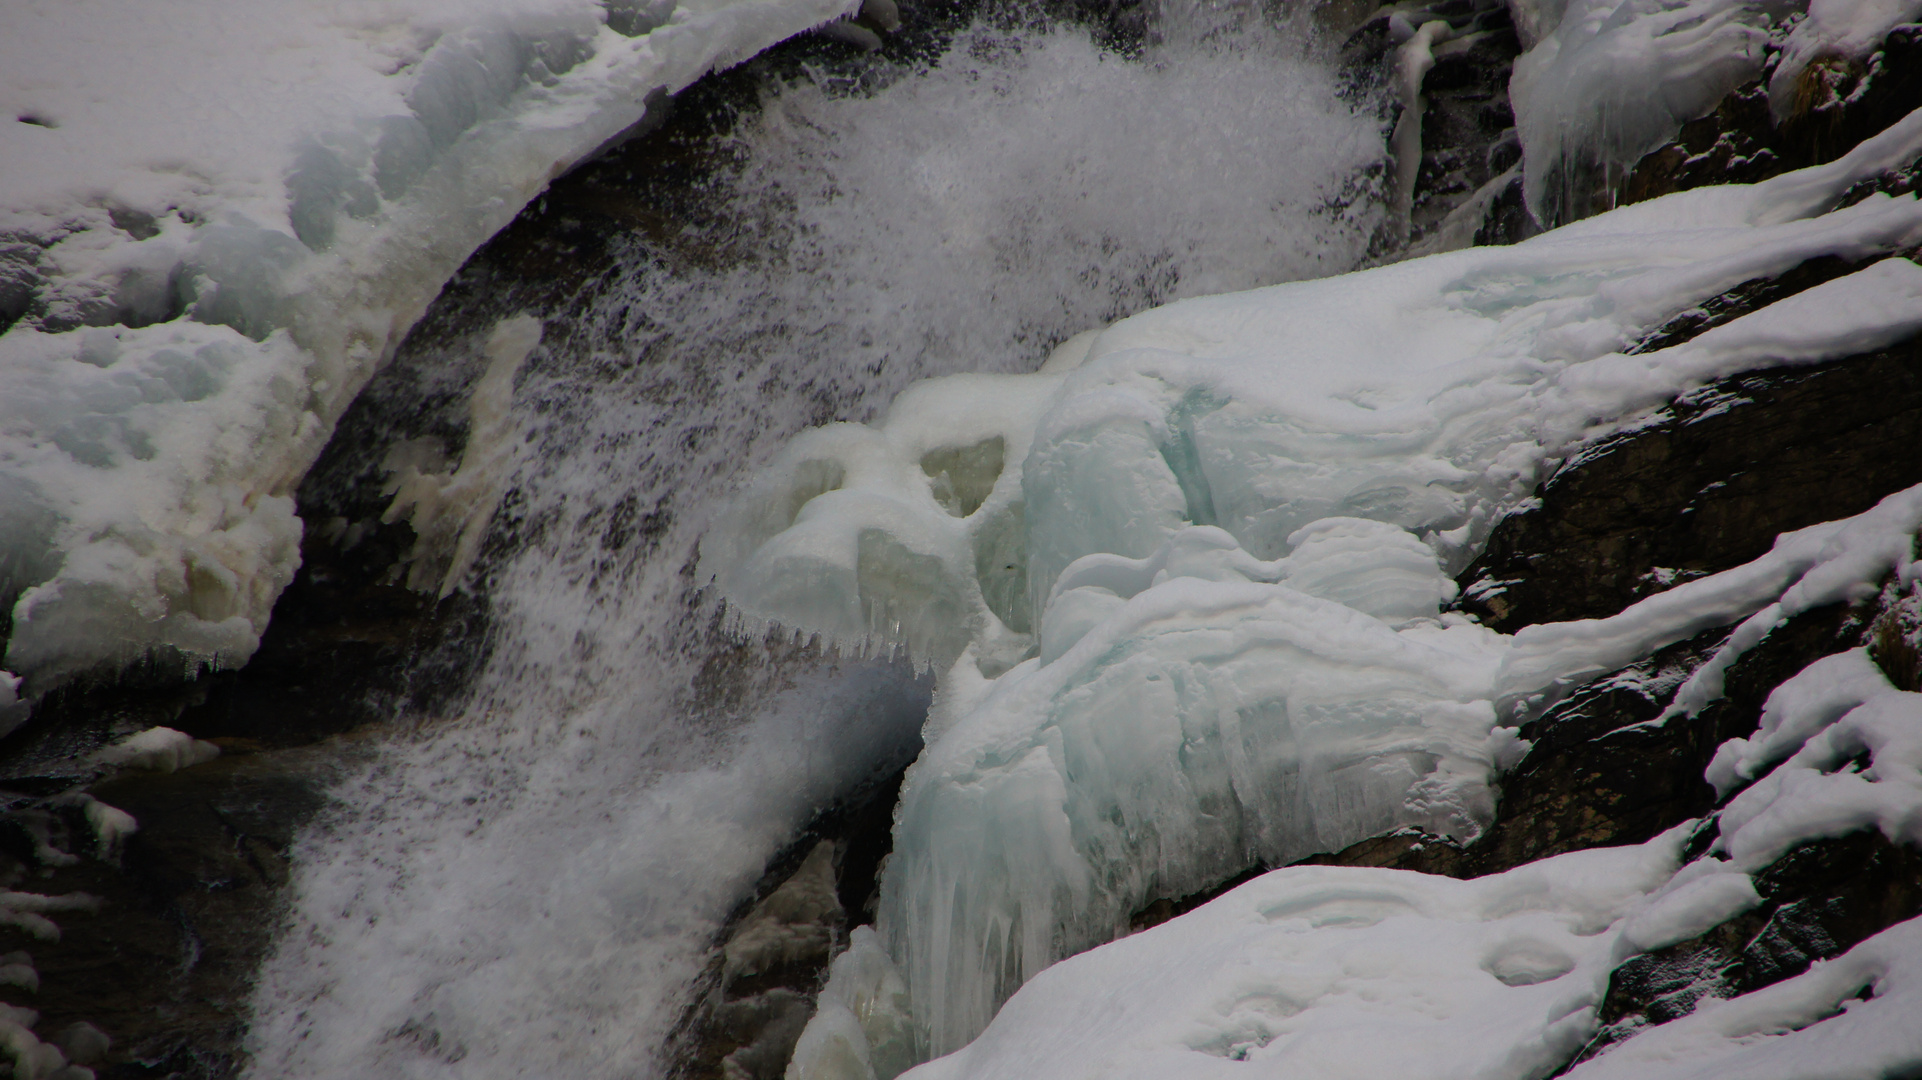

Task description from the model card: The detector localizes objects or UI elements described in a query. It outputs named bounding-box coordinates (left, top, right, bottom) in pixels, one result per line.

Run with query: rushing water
left=244, top=7, right=1387, bottom=1076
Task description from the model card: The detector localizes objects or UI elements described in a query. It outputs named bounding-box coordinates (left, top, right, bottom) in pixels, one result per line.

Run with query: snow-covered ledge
left=0, top=0, right=856, bottom=697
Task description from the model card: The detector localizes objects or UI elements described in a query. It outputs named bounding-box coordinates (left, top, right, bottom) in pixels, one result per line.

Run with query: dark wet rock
left=667, top=762, right=915, bottom=1080
left=0, top=510, right=487, bottom=1079
left=1459, top=332, right=1922, bottom=633
left=0, top=749, right=338, bottom=1080
left=1621, top=29, right=1922, bottom=212
left=1407, top=12, right=1523, bottom=239
left=1436, top=629, right=1736, bottom=873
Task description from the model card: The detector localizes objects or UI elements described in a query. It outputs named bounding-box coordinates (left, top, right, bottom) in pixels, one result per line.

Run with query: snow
left=90, top=725, right=221, bottom=774
left=1709, top=642, right=1922, bottom=869
left=0, top=0, right=865, bottom=693
left=1771, top=0, right=1922, bottom=121
left=725, top=132, right=1922, bottom=1066
left=891, top=831, right=1689, bottom=1080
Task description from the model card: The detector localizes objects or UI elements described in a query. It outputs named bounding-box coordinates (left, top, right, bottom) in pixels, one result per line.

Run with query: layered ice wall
left=712, top=112, right=1922, bottom=1065
left=0, top=0, right=859, bottom=694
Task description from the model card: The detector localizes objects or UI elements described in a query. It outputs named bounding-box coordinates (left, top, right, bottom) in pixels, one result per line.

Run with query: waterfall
left=244, top=8, right=1387, bottom=1077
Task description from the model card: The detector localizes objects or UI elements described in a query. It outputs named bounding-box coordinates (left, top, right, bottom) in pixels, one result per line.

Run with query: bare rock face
left=1338, top=0, right=1528, bottom=255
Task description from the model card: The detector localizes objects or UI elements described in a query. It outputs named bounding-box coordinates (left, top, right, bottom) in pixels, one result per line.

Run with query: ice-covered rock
left=721, top=129, right=1922, bottom=1063
left=1508, top=0, right=1922, bottom=224
left=789, top=928, right=919, bottom=1080
left=1770, top=0, right=1922, bottom=121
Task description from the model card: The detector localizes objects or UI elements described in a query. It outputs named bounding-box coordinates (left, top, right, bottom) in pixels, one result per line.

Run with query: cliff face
left=0, top=7, right=1918, bottom=1080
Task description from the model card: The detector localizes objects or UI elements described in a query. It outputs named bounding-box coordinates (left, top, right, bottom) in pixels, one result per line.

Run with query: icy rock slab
left=0, top=0, right=863, bottom=691
left=1563, top=915, right=1922, bottom=1080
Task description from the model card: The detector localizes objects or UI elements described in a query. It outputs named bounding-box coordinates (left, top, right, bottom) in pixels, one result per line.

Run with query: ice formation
left=1510, top=0, right=1771, bottom=222
left=717, top=115, right=1922, bottom=1065
left=379, top=314, right=544, bottom=596
left=0, top=0, right=865, bottom=692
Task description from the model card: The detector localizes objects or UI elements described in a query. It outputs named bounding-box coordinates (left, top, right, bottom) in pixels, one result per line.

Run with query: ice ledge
left=0, top=0, right=859, bottom=697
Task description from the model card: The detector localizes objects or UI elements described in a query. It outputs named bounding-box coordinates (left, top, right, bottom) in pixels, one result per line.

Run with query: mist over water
left=245, top=9, right=1386, bottom=1077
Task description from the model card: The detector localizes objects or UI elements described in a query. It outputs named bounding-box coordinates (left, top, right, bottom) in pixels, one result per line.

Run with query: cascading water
left=243, top=7, right=1387, bottom=1077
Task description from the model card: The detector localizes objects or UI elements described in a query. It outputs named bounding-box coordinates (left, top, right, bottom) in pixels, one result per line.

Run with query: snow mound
left=0, top=0, right=860, bottom=693
left=91, top=726, right=220, bottom=774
